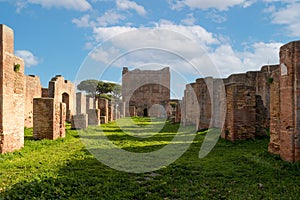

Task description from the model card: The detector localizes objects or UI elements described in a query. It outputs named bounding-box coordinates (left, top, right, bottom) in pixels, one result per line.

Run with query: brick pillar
left=60, top=102, right=66, bottom=138
left=222, top=84, right=256, bottom=141
left=279, top=41, right=300, bottom=162
left=33, top=98, right=62, bottom=140
left=0, top=24, right=25, bottom=153
left=98, top=98, right=108, bottom=123
left=269, top=67, right=281, bottom=155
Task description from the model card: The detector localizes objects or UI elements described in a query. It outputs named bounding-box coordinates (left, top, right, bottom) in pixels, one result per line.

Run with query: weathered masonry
left=0, top=24, right=25, bottom=153
left=122, top=67, right=171, bottom=117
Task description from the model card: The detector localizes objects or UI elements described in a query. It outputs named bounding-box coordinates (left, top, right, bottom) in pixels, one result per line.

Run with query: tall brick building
left=122, top=67, right=170, bottom=117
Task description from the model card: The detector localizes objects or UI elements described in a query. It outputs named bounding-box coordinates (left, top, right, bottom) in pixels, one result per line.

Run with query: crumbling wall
left=122, top=67, right=170, bottom=117
left=221, top=84, right=256, bottom=141
left=98, top=98, right=108, bottom=123
left=268, top=66, right=280, bottom=155
left=0, top=24, right=25, bottom=153
left=48, top=75, right=75, bottom=122
left=24, top=75, right=42, bottom=128
left=33, top=98, right=66, bottom=140
left=270, top=41, right=300, bottom=162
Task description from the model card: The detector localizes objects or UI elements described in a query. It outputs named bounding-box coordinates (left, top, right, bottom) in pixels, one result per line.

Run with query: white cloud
left=27, top=0, right=92, bottom=11
left=168, top=0, right=255, bottom=11
left=269, top=3, right=300, bottom=36
left=116, top=0, right=146, bottom=16
left=79, top=20, right=283, bottom=78
left=181, top=13, right=196, bottom=25
left=206, top=11, right=227, bottom=23
left=15, top=50, right=40, bottom=67
left=97, top=10, right=126, bottom=27
left=72, top=15, right=92, bottom=28
left=72, top=11, right=126, bottom=29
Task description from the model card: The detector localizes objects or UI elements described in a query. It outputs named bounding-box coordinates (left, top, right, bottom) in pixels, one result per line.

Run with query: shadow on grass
left=2, top=122, right=300, bottom=199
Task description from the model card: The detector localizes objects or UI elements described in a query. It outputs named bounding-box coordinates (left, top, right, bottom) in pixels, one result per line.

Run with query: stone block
left=71, top=114, right=88, bottom=130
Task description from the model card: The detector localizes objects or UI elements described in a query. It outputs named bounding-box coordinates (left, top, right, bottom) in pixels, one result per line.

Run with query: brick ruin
left=122, top=67, right=171, bottom=117
left=0, top=25, right=25, bottom=153
left=0, top=24, right=117, bottom=153
left=1, top=24, right=300, bottom=163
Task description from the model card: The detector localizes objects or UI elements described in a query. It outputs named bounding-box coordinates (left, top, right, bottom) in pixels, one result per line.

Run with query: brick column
left=279, top=41, right=300, bottom=162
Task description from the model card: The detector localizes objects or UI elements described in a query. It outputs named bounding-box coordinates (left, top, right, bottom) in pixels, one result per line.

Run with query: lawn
left=0, top=117, right=300, bottom=199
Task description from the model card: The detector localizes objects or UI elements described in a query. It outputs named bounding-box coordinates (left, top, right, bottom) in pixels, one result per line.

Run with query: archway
left=62, top=93, right=70, bottom=122
left=143, top=108, right=148, bottom=117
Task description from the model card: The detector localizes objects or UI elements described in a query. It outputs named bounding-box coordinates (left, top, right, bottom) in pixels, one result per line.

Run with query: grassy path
left=0, top=118, right=300, bottom=199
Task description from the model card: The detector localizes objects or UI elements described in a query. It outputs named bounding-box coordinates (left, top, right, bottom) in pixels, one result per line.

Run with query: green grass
left=0, top=118, right=300, bottom=199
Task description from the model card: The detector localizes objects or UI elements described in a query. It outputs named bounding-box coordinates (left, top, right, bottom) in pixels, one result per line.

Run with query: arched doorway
left=62, top=93, right=70, bottom=122
left=143, top=108, right=148, bottom=117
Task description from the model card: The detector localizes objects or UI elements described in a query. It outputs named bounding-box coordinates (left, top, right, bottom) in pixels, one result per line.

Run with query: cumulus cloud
left=270, top=3, right=300, bottom=36
left=85, top=19, right=283, bottom=78
left=168, top=0, right=255, bottom=11
left=15, top=50, right=41, bottom=67
left=116, top=0, right=146, bottom=16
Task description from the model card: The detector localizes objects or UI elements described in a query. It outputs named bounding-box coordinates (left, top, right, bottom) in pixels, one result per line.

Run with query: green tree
left=77, top=79, right=99, bottom=95
left=77, top=79, right=122, bottom=100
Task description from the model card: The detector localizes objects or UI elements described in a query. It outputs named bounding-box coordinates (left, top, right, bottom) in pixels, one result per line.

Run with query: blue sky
left=0, top=0, right=299, bottom=97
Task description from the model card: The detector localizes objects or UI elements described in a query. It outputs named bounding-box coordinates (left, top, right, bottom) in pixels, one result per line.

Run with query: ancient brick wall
left=48, top=75, right=75, bottom=122
left=182, top=83, right=199, bottom=126
left=0, top=24, right=25, bottom=153
left=268, top=66, right=280, bottom=154
left=33, top=98, right=65, bottom=140
left=42, top=88, right=49, bottom=97
left=276, top=41, right=300, bottom=162
left=98, top=98, right=108, bottom=123
left=196, top=78, right=212, bottom=130
left=24, top=75, right=42, bottom=128
left=122, top=67, right=170, bottom=117
left=221, top=84, right=256, bottom=141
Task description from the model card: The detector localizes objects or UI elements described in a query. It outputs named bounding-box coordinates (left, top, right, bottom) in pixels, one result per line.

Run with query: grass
left=0, top=118, right=299, bottom=199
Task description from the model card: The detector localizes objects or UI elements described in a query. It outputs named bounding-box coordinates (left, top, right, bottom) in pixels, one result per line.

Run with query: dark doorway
left=143, top=108, right=148, bottom=117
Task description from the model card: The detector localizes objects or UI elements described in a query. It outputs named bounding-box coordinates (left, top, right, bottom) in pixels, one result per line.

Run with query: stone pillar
left=98, top=98, right=108, bottom=123
left=71, top=92, right=88, bottom=129
left=76, top=92, right=86, bottom=115
left=0, top=24, right=25, bottom=153
left=108, top=101, right=114, bottom=121
left=60, top=102, right=66, bottom=138
left=87, top=109, right=100, bottom=126
left=33, top=98, right=63, bottom=140
left=119, top=102, right=125, bottom=118
left=268, top=67, right=281, bottom=155
left=221, top=84, right=256, bottom=141
left=129, top=106, right=136, bottom=117
left=278, top=41, right=300, bottom=162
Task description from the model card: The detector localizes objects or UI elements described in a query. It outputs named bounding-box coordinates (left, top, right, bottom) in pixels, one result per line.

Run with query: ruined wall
left=275, top=41, right=300, bottom=162
left=221, top=84, right=256, bottom=141
left=98, top=98, right=108, bottom=123
left=122, top=67, right=170, bottom=117
left=24, top=75, right=42, bottom=128
left=0, top=24, right=25, bottom=153
left=182, top=83, right=199, bottom=126
left=196, top=78, right=212, bottom=130
left=33, top=98, right=66, bottom=140
left=48, top=75, right=75, bottom=122
left=268, top=66, right=280, bottom=154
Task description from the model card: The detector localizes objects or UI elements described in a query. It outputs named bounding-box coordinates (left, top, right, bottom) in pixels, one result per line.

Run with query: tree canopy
left=77, top=80, right=122, bottom=100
